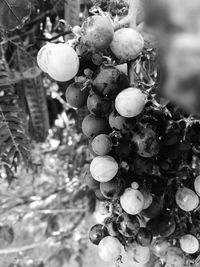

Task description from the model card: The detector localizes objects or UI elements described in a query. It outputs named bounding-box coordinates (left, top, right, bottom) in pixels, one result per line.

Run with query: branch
left=0, top=241, right=48, bottom=255
left=36, top=30, right=72, bottom=42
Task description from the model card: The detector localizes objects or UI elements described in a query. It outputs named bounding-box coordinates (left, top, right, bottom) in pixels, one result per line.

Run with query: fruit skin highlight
left=81, top=15, right=114, bottom=52
left=115, top=87, right=146, bottom=118
left=37, top=43, right=79, bottom=82
left=179, top=234, right=199, bottom=254
left=98, top=236, right=122, bottom=262
left=110, top=28, right=144, bottom=61
left=90, top=155, right=118, bottom=182
left=175, top=187, right=199, bottom=212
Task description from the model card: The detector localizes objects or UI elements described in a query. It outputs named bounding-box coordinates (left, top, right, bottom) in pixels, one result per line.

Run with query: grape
left=116, top=212, right=140, bottom=237
left=175, top=187, right=199, bottom=212
left=87, top=91, right=111, bottom=117
left=65, top=82, right=89, bottom=108
left=126, top=242, right=150, bottom=264
left=84, top=171, right=99, bottom=190
left=142, top=196, right=163, bottom=219
left=110, top=28, right=144, bottom=61
left=100, top=176, right=124, bottom=199
left=115, top=88, right=146, bottom=118
left=161, top=120, right=182, bottom=146
left=104, top=215, right=119, bottom=237
left=37, top=43, right=79, bottom=82
left=165, top=247, right=185, bottom=267
left=98, top=236, right=122, bottom=262
left=91, top=134, right=113, bottom=156
left=81, top=16, right=114, bottom=52
left=146, top=213, right=176, bottom=237
left=94, top=188, right=106, bottom=201
left=37, top=43, right=56, bottom=73
left=89, top=224, right=108, bottom=245
left=151, top=238, right=171, bottom=258
left=120, top=188, right=144, bottom=215
left=136, top=228, right=153, bottom=247
left=179, top=234, right=199, bottom=254
left=90, top=156, right=118, bottom=182
left=194, top=175, right=200, bottom=197
left=131, top=124, right=159, bottom=158
left=140, top=190, right=153, bottom=210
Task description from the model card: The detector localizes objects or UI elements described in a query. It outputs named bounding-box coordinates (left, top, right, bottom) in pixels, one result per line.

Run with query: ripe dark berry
left=116, top=212, right=140, bottom=237
left=136, top=227, right=153, bottom=247
left=89, top=224, right=108, bottom=245
left=100, top=177, right=125, bottom=199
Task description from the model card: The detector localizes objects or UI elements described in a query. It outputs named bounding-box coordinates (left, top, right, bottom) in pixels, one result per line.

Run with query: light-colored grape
left=98, top=236, right=122, bottom=262
left=165, top=247, right=185, bottom=267
left=115, top=87, right=146, bottom=118
left=194, top=175, right=200, bottom=196
left=175, top=187, right=199, bottom=212
left=90, top=156, right=118, bottom=182
left=179, top=234, right=199, bottom=254
left=120, top=188, right=144, bottom=215
left=126, top=242, right=150, bottom=264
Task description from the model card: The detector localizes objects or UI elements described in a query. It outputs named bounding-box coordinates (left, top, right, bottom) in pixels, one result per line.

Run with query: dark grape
left=116, top=212, right=140, bottom=237
left=89, top=224, right=108, bottom=245
left=136, top=227, right=153, bottom=246
left=100, top=177, right=125, bottom=199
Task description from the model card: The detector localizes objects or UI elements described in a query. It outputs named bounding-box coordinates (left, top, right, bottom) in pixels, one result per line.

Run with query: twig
left=36, top=30, right=72, bottom=42
left=0, top=241, right=48, bottom=255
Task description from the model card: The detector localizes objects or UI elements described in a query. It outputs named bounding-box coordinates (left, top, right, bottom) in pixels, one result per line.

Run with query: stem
left=36, top=30, right=72, bottom=42
left=0, top=241, right=47, bottom=255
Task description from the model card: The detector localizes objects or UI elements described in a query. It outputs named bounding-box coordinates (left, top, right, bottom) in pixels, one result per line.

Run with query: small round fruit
left=87, top=91, right=111, bottom=117
left=115, top=87, right=146, bottom=118
left=104, top=215, right=119, bottom=237
left=82, top=114, right=111, bottom=138
left=175, top=187, right=199, bottom=212
left=100, top=177, right=124, bottom=199
left=91, top=134, right=113, bottom=156
left=142, top=196, right=163, bottom=219
left=116, top=212, right=140, bottom=237
left=131, top=125, right=159, bottom=158
left=165, top=247, right=185, bottom=267
left=141, top=190, right=153, bottom=210
left=151, top=238, right=171, bottom=258
left=109, top=110, right=134, bottom=135
left=120, top=188, right=144, bottom=215
left=84, top=171, right=99, bottom=190
left=98, top=236, right=122, bottom=262
left=110, top=28, right=144, bottom=61
left=92, top=65, right=129, bottom=100
left=94, top=188, right=106, bottom=201
left=126, top=242, right=150, bottom=264
left=179, top=234, right=199, bottom=254
left=37, top=43, right=56, bottom=73
left=146, top=214, right=176, bottom=237
left=194, top=175, right=200, bottom=196
left=81, top=15, right=114, bottom=52
left=90, top=156, right=118, bottom=182
left=41, top=43, right=79, bottom=82
left=89, top=224, right=108, bottom=245
left=136, top=228, right=153, bottom=247
left=65, top=82, right=89, bottom=108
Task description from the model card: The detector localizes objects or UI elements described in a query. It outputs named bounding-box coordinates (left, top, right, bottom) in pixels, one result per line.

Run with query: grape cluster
left=37, top=12, right=200, bottom=267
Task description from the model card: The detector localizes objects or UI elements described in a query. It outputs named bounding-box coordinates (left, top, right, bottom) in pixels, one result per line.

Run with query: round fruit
left=104, top=215, right=119, bottom=237
left=136, top=228, right=153, bottom=247
left=116, top=212, right=140, bottom=237
left=37, top=43, right=56, bottom=73
left=110, top=28, right=144, bottom=61
left=81, top=15, right=114, bottom=51
left=91, top=134, right=113, bottom=156
left=131, top=124, right=159, bottom=158
left=38, top=43, right=79, bottom=82
left=194, top=175, right=200, bottom=196
left=141, top=190, right=153, bottom=210
left=126, top=242, right=150, bottom=264
left=115, top=87, right=146, bottom=118
left=100, top=176, right=124, bottom=199
left=89, top=224, right=108, bottom=245
left=142, top=196, right=163, bottom=219
left=109, top=110, right=134, bottom=135
left=92, top=65, right=129, bottom=100
left=120, top=188, right=144, bottom=215
left=175, top=187, right=199, bottom=212
left=87, top=91, right=111, bottom=117
left=179, top=234, right=199, bottom=254
left=82, top=114, right=111, bottom=138
left=94, top=188, right=106, bottom=201
left=161, top=120, right=182, bottom=146
left=84, top=171, right=99, bottom=190
left=90, top=156, right=118, bottom=182
left=165, top=247, right=185, bottom=267
left=151, top=238, right=171, bottom=258
left=146, top=213, right=176, bottom=237
left=98, top=236, right=122, bottom=262
left=65, top=82, right=89, bottom=108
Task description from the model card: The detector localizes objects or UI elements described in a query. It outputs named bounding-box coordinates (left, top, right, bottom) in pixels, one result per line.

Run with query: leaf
left=0, top=0, right=31, bottom=31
